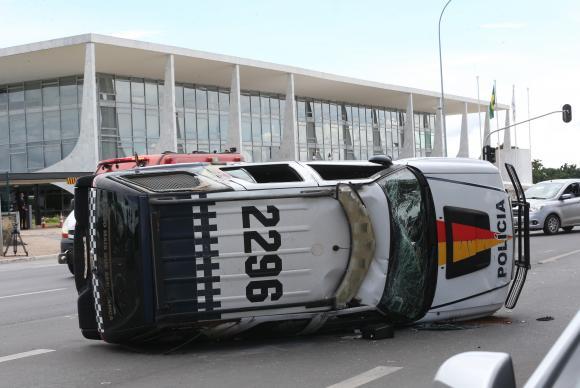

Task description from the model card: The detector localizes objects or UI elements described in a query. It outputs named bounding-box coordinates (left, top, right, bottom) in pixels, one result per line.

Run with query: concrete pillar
left=457, top=102, right=470, bottom=158
left=279, top=73, right=298, bottom=160
left=503, top=110, right=511, bottom=150
left=81, top=43, right=99, bottom=165
left=483, top=110, right=491, bottom=147
left=155, top=54, right=177, bottom=153
left=40, top=42, right=99, bottom=172
left=228, top=64, right=242, bottom=152
left=399, top=93, right=415, bottom=159
left=431, top=98, right=444, bottom=157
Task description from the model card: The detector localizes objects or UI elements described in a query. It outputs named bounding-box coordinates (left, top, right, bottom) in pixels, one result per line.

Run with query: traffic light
left=563, top=104, right=572, bottom=123
left=483, top=145, right=496, bottom=163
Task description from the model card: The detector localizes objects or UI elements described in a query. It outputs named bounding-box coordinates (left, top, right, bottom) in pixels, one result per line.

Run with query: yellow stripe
left=438, top=243, right=446, bottom=266
left=438, top=238, right=509, bottom=265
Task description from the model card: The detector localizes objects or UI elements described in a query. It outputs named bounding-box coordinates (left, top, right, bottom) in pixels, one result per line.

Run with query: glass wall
left=294, top=99, right=434, bottom=161
left=2, top=74, right=435, bottom=166
left=175, top=84, right=230, bottom=154
left=0, top=76, right=83, bottom=172
left=97, top=74, right=161, bottom=159
left=414, top=112, right=435, bottom=157
left=241, top=92, right=284, bottom=162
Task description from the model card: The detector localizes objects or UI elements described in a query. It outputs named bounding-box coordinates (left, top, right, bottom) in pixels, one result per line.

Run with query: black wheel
left=67, top=259, right=74, bottom=275
left=562, top=226, right=574, bottom=233
left=543, top=214, right=561, bottom=235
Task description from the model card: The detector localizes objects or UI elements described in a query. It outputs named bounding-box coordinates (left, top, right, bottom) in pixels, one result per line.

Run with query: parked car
left=433, top=310, right=580, bottom=387
left=58, top=151, right=243, bottom=274
left=523, top=179, right=580, bottom=234
left=58, top=211, right=76, bottom=274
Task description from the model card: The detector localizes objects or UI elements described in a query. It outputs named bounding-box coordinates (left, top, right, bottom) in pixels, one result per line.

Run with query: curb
left=0, top=253, right=58, bottom=265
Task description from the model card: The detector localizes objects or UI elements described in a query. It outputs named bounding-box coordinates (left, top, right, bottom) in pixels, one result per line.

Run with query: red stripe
left=437, top=220, right=446, bottom=242
left=451, top=222, right=496, bottom=241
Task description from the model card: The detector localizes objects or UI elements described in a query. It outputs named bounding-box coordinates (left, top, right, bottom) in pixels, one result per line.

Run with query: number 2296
left=242, top=205, right=283, bottom=303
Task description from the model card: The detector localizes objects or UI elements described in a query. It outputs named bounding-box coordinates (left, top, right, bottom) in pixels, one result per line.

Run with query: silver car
left=524, top=179, right=580, bottom=234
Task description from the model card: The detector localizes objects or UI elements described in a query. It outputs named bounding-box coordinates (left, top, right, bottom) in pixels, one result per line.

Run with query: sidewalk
left=0, top=226, right=61, bottom=263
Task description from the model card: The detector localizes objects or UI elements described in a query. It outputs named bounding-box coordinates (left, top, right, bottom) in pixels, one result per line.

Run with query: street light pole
left=438, top=0, right=452, bottom=157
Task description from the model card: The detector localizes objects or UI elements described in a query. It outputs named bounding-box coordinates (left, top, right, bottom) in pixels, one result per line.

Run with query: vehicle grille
left=122, top=172, right=201, bottom=192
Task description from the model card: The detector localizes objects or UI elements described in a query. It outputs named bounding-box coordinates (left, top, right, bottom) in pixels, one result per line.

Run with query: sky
left=1, top=0, right=579, bottom=167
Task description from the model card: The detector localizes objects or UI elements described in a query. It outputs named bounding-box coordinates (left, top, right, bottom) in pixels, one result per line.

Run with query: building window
left=0, top=76, right=83, bottom=172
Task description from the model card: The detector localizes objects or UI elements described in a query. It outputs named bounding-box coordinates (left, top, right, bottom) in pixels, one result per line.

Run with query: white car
left=58, top=211, right=76, bottom=274
left=72, top=157, right=530, bottom=344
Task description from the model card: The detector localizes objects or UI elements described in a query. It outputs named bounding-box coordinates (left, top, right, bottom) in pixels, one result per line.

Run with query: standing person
left=17, top=192, right=27, bottom=230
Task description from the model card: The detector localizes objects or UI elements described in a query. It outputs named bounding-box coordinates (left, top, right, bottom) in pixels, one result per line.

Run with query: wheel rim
left=548, top=217, right=559, bottom=233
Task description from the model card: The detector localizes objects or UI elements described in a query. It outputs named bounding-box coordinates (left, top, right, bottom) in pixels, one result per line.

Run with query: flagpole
left=477, top=76, right=482, bottom=151
left=512, top=85, right=517, bottom=147
left=438, top=0, right=452, bottom=157
left=527, top=87, right=532, bottom=154
left=494, top=80, right=501, bottom=171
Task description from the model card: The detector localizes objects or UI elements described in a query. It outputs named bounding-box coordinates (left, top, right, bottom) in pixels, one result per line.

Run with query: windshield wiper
left=527, top=196, right=546, bottom=199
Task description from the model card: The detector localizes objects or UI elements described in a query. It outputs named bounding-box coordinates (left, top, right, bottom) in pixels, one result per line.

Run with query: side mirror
left=560, top=193, right=573, bottom=201
left=433, top=352, right=516, bottom=388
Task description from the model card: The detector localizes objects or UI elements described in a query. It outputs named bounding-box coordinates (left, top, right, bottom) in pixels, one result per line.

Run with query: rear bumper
left=59, top=239, right=74, bottom=264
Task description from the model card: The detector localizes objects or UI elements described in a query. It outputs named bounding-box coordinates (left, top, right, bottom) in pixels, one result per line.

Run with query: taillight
left=62, top=232, right=68, bottom=239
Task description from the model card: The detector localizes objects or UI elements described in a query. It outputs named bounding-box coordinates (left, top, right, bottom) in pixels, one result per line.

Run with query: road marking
left=0, top=349, right=55, bottom=364
left=0, top=288, right=67, bottom=300
left=539, top=248, right=580, bottom=264
left=0, top=263, right=61, bottom=272
left=326, top=366, right=403, bottom=388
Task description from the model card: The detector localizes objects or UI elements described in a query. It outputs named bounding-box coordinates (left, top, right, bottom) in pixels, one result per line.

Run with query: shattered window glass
left=377, top=168, right=433, bottom=322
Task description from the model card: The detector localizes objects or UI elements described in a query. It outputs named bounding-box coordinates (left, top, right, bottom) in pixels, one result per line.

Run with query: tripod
left=3, top=219, right=28, bottom=256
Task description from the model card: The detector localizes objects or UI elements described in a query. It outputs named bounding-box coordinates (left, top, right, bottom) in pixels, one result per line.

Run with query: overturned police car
left=73, top=157, right=529, bottom=344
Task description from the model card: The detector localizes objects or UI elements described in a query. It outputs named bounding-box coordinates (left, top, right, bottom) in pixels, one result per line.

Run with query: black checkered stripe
left=88, top=188, right=104, bottom=334
left=192, top=193, right=221, bottom=313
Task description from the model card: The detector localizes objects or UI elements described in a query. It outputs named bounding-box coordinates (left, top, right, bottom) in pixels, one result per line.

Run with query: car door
left=560, top=183, right=580, bottom=225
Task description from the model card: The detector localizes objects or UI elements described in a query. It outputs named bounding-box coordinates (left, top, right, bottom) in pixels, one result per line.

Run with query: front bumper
left=513, top=210, right=545, bottom=230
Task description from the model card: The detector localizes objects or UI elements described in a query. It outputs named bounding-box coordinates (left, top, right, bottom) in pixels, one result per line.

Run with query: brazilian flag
left=489, top=84, right=496, bottom=119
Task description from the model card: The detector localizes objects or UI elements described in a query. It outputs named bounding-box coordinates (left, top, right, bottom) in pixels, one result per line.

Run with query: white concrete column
left=456, top=102, right=470, bottom=158
left=279, top=73, right=298, bottom=160
left=81, top=43, right=99, bottom=165
left=483, top=110, right=491, bottom=147
left=503, top=109, right=511, bottom=150
left=228, top=64, right=242, bottom=152
left=41, top=42, right=99, bottom=172
left=155, top=54, right=177, bottom=153
left=399, top=93, right=415, bottom=159
left=431, top=98, right=444, bottom=157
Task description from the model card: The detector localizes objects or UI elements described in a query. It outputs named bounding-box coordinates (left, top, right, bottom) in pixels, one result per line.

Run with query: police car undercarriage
left=73, top=158, right=530, bottom=344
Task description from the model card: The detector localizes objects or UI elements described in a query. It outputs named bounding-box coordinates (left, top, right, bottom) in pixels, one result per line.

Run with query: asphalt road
left=1, top=229, right=579, bottom=388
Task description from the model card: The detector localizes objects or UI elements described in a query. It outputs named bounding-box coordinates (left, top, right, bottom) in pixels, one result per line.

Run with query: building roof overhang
left=0, top=33, right=509, bottom=114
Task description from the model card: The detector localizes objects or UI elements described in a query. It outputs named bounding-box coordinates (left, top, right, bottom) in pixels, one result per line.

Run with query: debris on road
left=536, top=316, right=555, bottom=322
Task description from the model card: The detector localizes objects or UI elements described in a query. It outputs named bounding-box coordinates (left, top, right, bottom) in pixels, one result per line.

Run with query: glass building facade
left=0, top=76, right=83, bottom=172
left=0, top=73, right=435, bottom=172
left=97, top=74, right=161, bottom=159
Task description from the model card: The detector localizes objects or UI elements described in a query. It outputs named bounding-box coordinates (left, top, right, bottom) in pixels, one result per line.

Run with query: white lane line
left=0, top=263, right=61, bottom=272
left=539, top=248, right=580, bottom=264
left=0, top=349, right=55, bottom=364
left=327, top=366, right=403, bottom=388
left=0, top=288, right=67, bottom=300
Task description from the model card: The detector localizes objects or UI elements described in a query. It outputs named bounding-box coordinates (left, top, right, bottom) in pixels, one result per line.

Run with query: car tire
left=543, top=214, right=561, bottom=235
left=562, top=226, right=574, bottom=233
left=67, top=260, right=74, bottom=275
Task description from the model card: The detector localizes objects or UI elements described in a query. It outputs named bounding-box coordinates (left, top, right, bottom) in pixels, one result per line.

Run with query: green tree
left=532, top=159, right=580, bottom=183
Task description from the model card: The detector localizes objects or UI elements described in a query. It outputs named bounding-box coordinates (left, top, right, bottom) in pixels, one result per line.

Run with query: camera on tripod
left=3, top=214, right=28, bottom=256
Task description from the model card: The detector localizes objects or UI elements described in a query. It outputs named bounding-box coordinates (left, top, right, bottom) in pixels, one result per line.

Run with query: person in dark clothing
left=17, top=192, right=28, bottom=230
